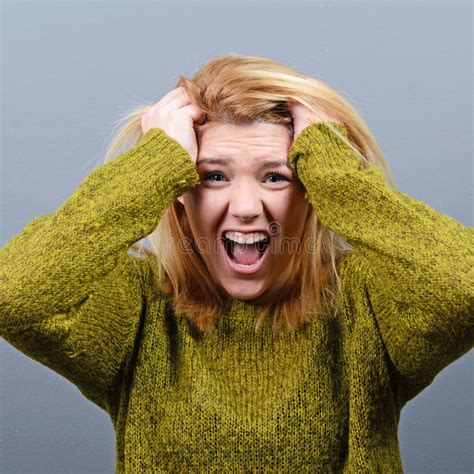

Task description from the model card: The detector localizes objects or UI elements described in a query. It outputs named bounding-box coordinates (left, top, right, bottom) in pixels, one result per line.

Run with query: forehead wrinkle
left=197, top=157, right=290, bottom=170
left=200, top=133, right=288, bottom=149
left=198, top=142, right=289, bottom=162
left=198, top=125, right=291, bottom=168
left=205, top=139, right=285, bottom=149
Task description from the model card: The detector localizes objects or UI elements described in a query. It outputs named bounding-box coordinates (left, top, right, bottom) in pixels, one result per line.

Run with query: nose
left=228, top=180, right=263, bottom=221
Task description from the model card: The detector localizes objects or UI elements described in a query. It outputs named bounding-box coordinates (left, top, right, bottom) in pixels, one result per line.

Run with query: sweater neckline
left=223, top=298, right=260, bottom=321
left=223, top=298, right=261, bottom=316
left=218, top=298, right=264, bottom=333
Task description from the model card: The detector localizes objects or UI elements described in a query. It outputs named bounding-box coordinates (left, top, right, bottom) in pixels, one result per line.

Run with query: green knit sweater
left=1, top=122, right=473, bottom=473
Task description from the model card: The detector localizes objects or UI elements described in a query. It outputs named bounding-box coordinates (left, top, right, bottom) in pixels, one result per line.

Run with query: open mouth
left=221, top=235, right=270, bottom=265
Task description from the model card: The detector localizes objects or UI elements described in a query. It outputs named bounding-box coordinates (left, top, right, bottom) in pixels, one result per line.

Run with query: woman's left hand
left=288, top=102, right=343, bottom=140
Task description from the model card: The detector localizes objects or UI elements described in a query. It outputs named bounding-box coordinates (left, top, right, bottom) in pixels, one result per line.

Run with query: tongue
left=232, top=243, right=260, bottom=265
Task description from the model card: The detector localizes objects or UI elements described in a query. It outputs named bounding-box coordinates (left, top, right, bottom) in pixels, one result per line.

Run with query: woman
left=1, top=54, right=472, bottom=472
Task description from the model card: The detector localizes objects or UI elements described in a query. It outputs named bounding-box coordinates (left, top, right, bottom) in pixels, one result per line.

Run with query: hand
left=141, top=87, right=205, bottom=163
left=288, top=102, right=343, bottom=141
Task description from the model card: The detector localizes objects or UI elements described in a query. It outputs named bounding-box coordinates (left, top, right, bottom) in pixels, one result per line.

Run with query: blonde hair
left=101, top=54, right=397, bottom=335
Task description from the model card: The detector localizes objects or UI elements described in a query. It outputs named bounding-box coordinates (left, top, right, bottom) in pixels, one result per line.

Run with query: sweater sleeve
left=288, top=122, right=474, bottom=408
left=0, top=128, right=200, bottom=412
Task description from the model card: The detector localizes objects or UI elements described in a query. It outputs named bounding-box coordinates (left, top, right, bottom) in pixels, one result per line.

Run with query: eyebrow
left=196, top=157, right=291, bottom=170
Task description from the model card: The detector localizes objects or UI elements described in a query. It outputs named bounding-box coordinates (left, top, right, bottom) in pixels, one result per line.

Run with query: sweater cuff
left=111, top=127, right=201, bottom=202
left=288, top=122, right=363, bottom=178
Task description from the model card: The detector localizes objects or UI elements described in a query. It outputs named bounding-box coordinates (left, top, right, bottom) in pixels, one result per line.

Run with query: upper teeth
left=224, top=231, right=268, bottom=244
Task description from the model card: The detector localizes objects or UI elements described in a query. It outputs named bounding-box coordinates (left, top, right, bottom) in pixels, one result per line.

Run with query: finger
left=178, top=104, right=205, bottom=123
left=161, top=92, right=193, bottom=112
left=288, top=101, right=306, bottom=116
left=192, top=107, right=206, bottom=125
left=154, top=86, right=187, bottom=108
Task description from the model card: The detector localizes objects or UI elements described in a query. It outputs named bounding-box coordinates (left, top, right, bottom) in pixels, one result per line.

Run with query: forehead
left=198, top=122, right=291, bottom=162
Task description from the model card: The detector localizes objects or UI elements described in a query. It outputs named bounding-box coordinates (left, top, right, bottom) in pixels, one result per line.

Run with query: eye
left=201, top=171, right=291, bottom=184
left=265, top=172, right=290, bottom=184
left=202, top=172, right=225, bottom=182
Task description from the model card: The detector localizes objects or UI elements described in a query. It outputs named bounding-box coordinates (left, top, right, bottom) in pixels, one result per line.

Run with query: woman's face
left=178, top=122, right=310, bottom=301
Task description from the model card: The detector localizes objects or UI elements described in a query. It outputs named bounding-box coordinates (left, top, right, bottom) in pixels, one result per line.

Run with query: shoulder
left=336, top=251, right=374, bottom=314
left=338, top=251, right=372, bottom=286
left=124, top=247, right=170, bottom=304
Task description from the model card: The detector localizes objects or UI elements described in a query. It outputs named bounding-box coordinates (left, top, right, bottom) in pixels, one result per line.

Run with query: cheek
left=184, top=190, right=219, bottom=233
left=277, top=193, right=309, bottom=234
left=184, top=188, right=211, bottom=217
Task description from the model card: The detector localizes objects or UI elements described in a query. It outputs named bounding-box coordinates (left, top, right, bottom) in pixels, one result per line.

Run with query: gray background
left=1, top=1, right=472, bottom=473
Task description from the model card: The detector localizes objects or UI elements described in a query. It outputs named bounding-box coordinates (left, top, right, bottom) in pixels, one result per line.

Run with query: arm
left=288, top=122, right=474, bottom=407
left=0, top=128, right=200, bottom=412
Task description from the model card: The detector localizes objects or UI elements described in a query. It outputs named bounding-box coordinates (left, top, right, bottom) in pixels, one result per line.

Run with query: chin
left=222, top=282, right=267, bottom=301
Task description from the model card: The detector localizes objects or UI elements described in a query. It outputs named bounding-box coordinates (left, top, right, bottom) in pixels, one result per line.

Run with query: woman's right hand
left=141, top=87, right=205, bottom=163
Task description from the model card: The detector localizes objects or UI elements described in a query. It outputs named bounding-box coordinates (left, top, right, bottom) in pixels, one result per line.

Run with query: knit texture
left=1, top=122, right=473, bottom=473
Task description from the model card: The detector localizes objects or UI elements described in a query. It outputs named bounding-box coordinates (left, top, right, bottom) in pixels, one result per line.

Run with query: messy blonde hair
left=101, top=54, right=397, bottom=335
